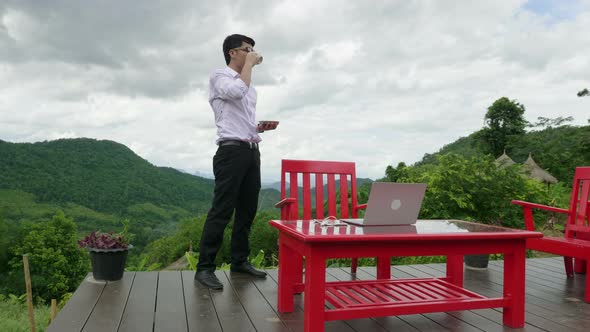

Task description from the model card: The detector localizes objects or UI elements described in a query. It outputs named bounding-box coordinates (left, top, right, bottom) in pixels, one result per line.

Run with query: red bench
left=512, top=166, right=590, bottom=302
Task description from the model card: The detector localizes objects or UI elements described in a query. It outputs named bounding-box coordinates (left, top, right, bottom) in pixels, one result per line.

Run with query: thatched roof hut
left=523, top=153, right=558, bottom=184
left=495, top=151, right=516, bottom=169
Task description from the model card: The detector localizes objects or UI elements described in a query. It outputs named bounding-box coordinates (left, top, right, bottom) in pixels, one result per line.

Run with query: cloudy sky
left=1, top=0, right=589, bottom=182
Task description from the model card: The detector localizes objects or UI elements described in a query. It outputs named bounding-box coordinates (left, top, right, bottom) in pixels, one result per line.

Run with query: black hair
left=223, top=34, right=255, bottom=65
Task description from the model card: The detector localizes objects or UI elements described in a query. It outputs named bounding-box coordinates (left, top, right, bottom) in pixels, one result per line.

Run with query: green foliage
left=418, top=125, right=590, bottom=185
left=326, top=256, right=448, bottom=268
left=533, top=181, right=572, bottom=231
left=6, top=212, right=89, bottom=301
left=578, top=88, right=589, bottom=97
left=140, top=215, right=205, bottom=268
left=393, top=153, right=547, bottom=227
left=250, top=250, right=266, bottom=269
left=479, top=97, right=527, bottom=157
left=0, top=190, right=65, bottom=224
left=384, top=162, right=408, bottom=182
left=0, top=138, right=280, bottom=217
left=185, top=252, right=198, bottom=270
left=0, top=138, right=214, bottom=214
left=258, top=188, right=282, bottom=211
left=0, top=295, right=52, bottom=332
left=248, top=210, right=280, bottom=265
left=126, top=254, right=161, bottom=272
left=0, top=138, right=283, bottom=274
left=506, top=125, right=590, bottom=183
left=529, top=116, right=573, bottom=129
left=0, top=217, right=15, bottom=274
left=143, top=236, right=180, bottom=267
left=139, top=210, right=281, bottom=269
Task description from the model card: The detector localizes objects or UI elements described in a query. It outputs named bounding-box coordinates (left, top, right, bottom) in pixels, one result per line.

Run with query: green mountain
left=416, top=125, right=590, bottom=183
left=0, top=138, right=283, bottom=227
left=258, top=188, right=282, bottom=210
left=0, top=138, right=215, bottom=214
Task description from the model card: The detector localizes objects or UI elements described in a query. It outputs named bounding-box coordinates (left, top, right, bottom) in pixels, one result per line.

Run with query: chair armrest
left=275, top=197, right=296, bottom=209
left=354, top=204, right=367, bottom=211
left=511, top=200, right=569, bottom=214
left=511, top=200, right=570, bottom=231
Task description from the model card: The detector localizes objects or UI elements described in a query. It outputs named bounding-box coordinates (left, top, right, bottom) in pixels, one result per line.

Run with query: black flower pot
left=88, top=245, right=132, bottom=281
left=464, top=254, right=489, bottom=269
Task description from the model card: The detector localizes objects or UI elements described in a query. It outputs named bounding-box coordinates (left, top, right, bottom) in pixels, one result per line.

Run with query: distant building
left=523, top=153, right=558, bottom=184
left=495, top=152, right=558, bottom=184
left=495, top=150, right=516, bottom=169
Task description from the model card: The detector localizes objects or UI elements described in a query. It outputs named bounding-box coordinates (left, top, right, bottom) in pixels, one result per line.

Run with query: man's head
left=223, top=34, right=255, bottom=66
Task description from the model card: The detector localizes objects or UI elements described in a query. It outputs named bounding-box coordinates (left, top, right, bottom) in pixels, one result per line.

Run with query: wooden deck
left=46, top=257, right=590, bottom=332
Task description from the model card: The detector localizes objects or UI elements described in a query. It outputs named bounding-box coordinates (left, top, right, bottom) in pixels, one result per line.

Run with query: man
left=195, top=34, right=268, bottom=290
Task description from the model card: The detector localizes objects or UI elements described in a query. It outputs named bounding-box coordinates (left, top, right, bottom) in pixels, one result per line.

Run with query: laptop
left=341, top=182, right=426, bottom=226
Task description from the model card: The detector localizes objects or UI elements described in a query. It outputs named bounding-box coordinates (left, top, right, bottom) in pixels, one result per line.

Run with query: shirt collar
left=225, top=66, right=240, bottom=78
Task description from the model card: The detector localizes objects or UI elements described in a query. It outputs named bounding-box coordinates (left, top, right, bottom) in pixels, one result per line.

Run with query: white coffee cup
left=255, top=52, right=263, bottom=65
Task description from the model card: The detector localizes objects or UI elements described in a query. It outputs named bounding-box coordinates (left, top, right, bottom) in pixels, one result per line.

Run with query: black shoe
left=231, top=262, right=267, bottom=278
left=195, top=270, right=223, bottom=290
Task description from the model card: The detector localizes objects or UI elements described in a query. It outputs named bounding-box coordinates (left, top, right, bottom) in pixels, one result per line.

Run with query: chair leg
left=564, top=256, right=574, bottom=278
left=351, top=258, right=358, bottom=274
left=574, top=258, right=587, bottom=274
left=586, top=260, right=590, bottom=303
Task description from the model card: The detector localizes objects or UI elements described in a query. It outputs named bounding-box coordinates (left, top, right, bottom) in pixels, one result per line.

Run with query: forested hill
left=0, top=138, right=215, bottom=214
left=417, top=124, right=590, bottom=183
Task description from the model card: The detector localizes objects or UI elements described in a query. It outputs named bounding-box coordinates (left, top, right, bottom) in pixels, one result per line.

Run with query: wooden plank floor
left=46, top=257, right=590, bottom=332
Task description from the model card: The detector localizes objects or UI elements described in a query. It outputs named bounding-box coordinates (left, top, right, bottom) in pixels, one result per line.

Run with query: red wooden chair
left=275, top=159, right=367, bottom=273
left=512, top=166, right=590, bottom=302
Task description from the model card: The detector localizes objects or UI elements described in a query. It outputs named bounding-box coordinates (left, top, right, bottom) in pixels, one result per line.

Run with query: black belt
left=219, top=140, right=259, bottom=150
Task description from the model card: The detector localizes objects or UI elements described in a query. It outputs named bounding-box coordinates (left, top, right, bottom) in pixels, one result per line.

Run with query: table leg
left=503, top=242, right=526, bottom=327
left=574, top=258, right=587, bottom=274
left=278, top=235, right=296, bottom=312
left=304, top=251, right=325, bottom=332
left=446, top=255, right=463, bottom=287
left=376, top=256, right=391, bottom=279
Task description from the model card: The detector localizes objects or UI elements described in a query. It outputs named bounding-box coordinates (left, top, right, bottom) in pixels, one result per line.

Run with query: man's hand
left=257, top=121, right=279, bottom=133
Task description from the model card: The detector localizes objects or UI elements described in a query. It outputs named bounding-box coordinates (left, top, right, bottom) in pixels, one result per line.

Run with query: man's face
left=229, top=42, right=254, bottom=68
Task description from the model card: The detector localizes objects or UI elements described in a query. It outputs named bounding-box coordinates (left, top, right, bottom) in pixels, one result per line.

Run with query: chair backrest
left=565, top=167, right=590, bottom=239
left=280, top=159, right=359, bottom=220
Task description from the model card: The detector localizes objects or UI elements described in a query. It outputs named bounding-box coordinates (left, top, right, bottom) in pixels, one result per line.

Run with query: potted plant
left=78, top=221, right=133, bottom=281
left=464, top=253, right=490, bottom=269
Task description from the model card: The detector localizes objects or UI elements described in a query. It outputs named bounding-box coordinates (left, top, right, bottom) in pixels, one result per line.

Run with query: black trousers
left=197, top=144, right=261, bottom=271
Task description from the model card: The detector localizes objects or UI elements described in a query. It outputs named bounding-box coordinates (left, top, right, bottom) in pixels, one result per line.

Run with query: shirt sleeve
left=211, top=73, right=249, bottom=100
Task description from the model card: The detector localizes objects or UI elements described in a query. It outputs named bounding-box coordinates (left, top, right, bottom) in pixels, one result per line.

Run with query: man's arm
left=239, top=52, right=259, bottom=87
left=211, top=52, right=259, bottom=100
left=212, top=75, right=248, bottom=100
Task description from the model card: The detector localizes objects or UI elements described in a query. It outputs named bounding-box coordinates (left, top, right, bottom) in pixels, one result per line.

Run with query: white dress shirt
left=209, top=67, right=261, bottom=144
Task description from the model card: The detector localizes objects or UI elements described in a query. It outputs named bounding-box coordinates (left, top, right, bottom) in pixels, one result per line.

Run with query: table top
left=269, top=219, right=543, bottom=242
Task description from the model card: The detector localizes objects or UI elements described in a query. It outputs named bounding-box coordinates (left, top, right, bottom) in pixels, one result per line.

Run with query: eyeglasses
left=233, top=47, right=254, bottom=53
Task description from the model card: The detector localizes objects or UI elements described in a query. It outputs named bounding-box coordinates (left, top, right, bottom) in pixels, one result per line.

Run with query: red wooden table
left=269, top=219, right=542, bottom=332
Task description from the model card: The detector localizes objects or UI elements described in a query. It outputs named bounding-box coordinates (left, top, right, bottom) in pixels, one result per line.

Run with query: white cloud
left=1, top=0, right=589, bottom=182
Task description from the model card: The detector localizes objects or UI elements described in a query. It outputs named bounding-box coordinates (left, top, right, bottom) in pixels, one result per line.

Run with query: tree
left=384, top=162, right=408, bottom=182
left=0, top=218, right=11, bottom=274
left=529, top=116, right=574, bottom=129
left=392, top=153, right=547, bottom=228
left=579, top=89, right=590, bottom=124
left=8, top=211, right=89, bottom=301
left=479, top=97, right=527, bottom=157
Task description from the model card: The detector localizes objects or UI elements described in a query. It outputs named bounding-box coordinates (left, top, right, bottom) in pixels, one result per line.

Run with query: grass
left=0, top=296, right=52, bottom=332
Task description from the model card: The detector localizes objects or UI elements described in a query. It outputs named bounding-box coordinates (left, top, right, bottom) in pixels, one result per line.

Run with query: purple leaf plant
left=78, top=231, right=129, bottom=250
